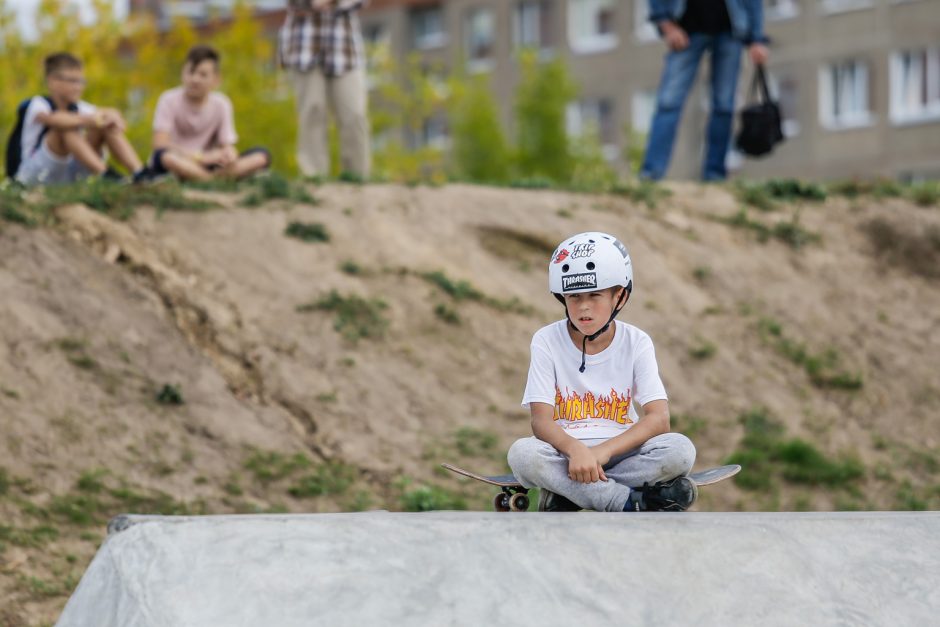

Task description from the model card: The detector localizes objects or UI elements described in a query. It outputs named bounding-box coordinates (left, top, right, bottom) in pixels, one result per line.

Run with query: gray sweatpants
left=507, top=433, right=696, bottom=512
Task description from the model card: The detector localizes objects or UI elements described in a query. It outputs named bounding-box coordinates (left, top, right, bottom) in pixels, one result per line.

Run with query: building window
left=820, top=60, right=873, bottom=129
left=819, top=0, right=874, bottom=14
left=766, top=0, right=800, bottom=21
left=567, top=98, right=617, bottom=159
left=630, top=90, right=657, bottom=135
left=767, top=74, right=802, bottom=137
left=514, top=0, right=553, bottom=51
left=465, top=7, right=495, bottom=72
left=411, top=5, right=447, bottom=50
left=568, top=0, right=617, bottom=54
left=633, top=0, right=658, bottom=43
left=891, top=47, right=940, bottom=124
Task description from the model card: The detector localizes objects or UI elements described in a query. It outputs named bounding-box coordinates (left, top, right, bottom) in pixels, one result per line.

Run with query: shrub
left=514, top=51, right=576, bottom=184
left=450, top=75, right=510, bottom=183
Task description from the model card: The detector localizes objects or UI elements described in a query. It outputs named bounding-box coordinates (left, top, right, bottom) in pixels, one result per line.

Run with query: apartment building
left=128, top=0, right=939, bottom=180
left=361, top=0, right=940, bottom=181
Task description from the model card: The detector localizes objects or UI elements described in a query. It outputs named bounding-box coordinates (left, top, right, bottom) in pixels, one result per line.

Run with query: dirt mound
left=1, top=181, right=939, bottom=623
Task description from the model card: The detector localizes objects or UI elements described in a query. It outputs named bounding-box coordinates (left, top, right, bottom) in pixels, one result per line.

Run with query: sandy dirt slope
left=1, top=181, right=938, bottom=624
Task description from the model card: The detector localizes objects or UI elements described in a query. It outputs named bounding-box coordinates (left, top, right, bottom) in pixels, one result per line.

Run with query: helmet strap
left=567, top=287, right=629, bottom=373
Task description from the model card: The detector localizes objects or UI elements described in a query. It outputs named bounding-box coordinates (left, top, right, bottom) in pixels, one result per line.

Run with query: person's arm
left=744, top=0, right=770, bottom=64
left=530, top=402, right=608, bottom=484
left=35, top=110, right=98, bottom=131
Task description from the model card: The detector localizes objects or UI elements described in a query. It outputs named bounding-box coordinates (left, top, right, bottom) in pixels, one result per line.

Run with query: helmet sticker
left=562, top=272, right=597, bottom=291
left=553, top=249, right=569, bottom=264
left=570, top=243, right=596, bottom=259
left=612, top=239, right=629, bottom=259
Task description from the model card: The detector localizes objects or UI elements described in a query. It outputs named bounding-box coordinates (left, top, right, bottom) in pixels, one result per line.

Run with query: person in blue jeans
left=641, top=0, right=769, bottom=181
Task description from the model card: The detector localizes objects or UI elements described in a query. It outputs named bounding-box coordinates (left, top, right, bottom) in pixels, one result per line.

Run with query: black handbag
left=735, top=65, right=785, bottom=158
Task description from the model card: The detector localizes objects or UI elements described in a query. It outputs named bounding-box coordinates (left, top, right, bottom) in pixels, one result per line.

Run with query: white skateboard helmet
left=549, top=231, right=633, bottom=298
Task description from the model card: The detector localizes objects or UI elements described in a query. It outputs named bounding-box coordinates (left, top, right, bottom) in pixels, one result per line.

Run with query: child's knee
left=665, top=433, right=696, bottom=476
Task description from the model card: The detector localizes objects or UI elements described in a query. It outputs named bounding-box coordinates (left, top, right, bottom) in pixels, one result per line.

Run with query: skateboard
left=440, top=462, right=741, bottom=512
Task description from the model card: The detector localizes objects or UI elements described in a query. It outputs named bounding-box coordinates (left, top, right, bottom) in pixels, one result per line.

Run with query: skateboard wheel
left=494, top=493, right=510, bottom=512
left=509, top=493, right=530, bottom=512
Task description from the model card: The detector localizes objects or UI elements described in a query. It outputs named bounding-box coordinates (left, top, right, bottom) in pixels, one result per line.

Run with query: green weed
left=244, top=451, right=311, bottom=484
left=909, top=181, right=939, bottom=207
left=0, top=467, right=8, bottom=495
left=339, top=260, right=364, bottom=275
left=688, top=338, right=717, bottom=360
left=610, top=180, right=671, bottom=209
left=288, top=461, right=357, bottom=498
left=719, top=209, right=820, bottom=249
left=285, top=221, right=330, bottom=243
left=399, top=483, right=467, bottom=512
left=44, top=179, right=215, bottom=217
left=669, top=414, right=708, bottom=439
left=757, top=318, right=863, bottom=389
left=725, top=407, right=864, bottom=492
left=155, top=384, right=184, bottom=405
left=242, top=174, right=316, bottom=206
left=297, top=290, right=390, bottom=343
left=455, top=427, right=499, bottom=457
left=420, top=270, right=532, bottom=315
left=434, top=303, right=461, bottom=325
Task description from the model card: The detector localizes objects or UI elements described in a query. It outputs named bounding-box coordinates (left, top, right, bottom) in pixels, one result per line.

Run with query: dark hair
left=44, top=52, right=82, bottom=77
left=185, top=45, right=221, bottom=71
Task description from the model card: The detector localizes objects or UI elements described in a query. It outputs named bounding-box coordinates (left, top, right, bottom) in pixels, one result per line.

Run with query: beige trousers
left=291, top=66, right=370, bottom=178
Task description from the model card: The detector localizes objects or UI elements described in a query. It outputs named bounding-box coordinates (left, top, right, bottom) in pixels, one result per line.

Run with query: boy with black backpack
left=6, top=52, right=152, bottom=185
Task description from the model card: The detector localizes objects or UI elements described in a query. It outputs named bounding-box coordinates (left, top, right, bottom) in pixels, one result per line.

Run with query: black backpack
left=4, top=95, right=70, bottom=180
left=735, top=66, right=785, bottom=158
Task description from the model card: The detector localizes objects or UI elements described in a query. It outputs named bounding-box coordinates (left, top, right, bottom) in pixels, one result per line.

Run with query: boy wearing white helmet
left=508, top=232, right=697, bottom=512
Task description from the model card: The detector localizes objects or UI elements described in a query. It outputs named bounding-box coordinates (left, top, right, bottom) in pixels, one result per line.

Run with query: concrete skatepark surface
left=56, top=511, right=940, bottom=626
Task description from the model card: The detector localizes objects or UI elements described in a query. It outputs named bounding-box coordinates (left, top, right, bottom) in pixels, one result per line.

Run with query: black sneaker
left=100, top=167, right=128, bottom=184
left=625, top=476, right=698, bottom=512
left=132, top=166, right=168, bottom=185
left=537, top=489, right=581, bottom=512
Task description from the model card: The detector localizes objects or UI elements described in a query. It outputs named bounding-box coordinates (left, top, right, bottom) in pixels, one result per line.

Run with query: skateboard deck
left=440, top=463, right=741, bottom=512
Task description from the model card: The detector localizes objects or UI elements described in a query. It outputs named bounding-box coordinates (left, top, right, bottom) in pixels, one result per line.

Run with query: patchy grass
left=434, top=303, right=461, bottom=325
left=285, top=221, right=330, bottom=243
left=244, top=450, right=311, bottom=484
left=420, top=270, right=532, bottom=315
left=725, top=408, right=864, bottom=494
left=297, top=290, right=390, bottom=343
left=288, top=461, right=357, bottom=498
left=155, top=383, right=184, bottom=405
left=670, top=413, right=708, bottom=439
left=863, top=218, right=940, bottom=280
left=758, top=318, right=863, bottom=390
left=454, top=427, right=499, bottom=457
left=398, top=480, right=467, bottom=512
left=738, top=179, right=827, bottom=209
left=718, top=209, right=821, bottom=249
left=610, top=180, right=671, bottom=209
left=44, top=179, right=216, bottom=218
left=242, top=174, right=316, bottom=206
left=688, top=338, right=717, bottom=360
left=339, top=260, right=365, bottom=276
left=909, top=181, right=939, bottom=207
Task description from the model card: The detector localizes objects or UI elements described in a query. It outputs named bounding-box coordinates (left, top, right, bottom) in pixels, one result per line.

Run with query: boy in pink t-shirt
left=150, top=45, right=270, bottom=181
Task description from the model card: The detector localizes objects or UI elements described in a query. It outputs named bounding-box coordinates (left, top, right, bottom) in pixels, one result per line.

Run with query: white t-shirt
left=521, top=320, right=668, bottom=440
left=20, top=96, right=96, bottom=162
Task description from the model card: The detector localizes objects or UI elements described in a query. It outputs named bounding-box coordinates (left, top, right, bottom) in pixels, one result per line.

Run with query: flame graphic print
left=553, top=386, right=634, bottom=426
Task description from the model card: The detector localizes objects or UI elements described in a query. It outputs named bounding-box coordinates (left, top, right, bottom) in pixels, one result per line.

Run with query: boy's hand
left=567, top=443, right=608, bottom=484
left=97, top=108, right=126, bottom=132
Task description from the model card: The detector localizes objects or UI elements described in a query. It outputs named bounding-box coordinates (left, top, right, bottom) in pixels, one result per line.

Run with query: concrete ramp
left=56, top=511, right=940, bottom=626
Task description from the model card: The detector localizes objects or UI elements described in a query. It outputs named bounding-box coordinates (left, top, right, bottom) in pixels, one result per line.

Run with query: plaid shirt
left=278, top=0, right=367, bottom=77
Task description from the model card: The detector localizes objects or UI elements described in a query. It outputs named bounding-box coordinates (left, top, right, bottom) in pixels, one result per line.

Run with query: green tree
left=449, top=74, right=510, bottom=183
left=513, top=51, right=577, bottom=184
